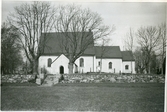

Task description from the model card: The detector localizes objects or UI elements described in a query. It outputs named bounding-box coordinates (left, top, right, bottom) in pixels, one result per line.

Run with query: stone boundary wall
left=1, top=75, right=36, bottom=83
left=1, top=74, right=165, bottom=84
left=62, top=74, right=165, bottom=83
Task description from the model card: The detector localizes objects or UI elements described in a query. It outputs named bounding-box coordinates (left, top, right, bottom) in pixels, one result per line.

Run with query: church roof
left=95, top=46, right=122, bottom=58
left=40, top=32, right=95, bottom=56
left=121, top=51, right=135, bottom=61
left=40, top=32, right=135, bottom=61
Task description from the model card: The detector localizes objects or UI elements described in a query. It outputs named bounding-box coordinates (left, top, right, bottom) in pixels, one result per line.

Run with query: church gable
left=51, top=54, right=69, bottom=65
left=50, top=54, right=69, bottom=74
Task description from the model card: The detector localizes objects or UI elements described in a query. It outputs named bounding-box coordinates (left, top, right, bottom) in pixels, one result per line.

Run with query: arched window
left=98, top=61, right=101, bottom=66
left=125, top=65, right=129, bottom=70
left=109, top=62, right=112, bottom=69
left=80, top=58, right=84, bottom=67
left=48, top=58, right=52, bottom=67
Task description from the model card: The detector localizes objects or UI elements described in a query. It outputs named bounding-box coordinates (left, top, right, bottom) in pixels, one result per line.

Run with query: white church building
left=38, top=32, right=135, bottom=75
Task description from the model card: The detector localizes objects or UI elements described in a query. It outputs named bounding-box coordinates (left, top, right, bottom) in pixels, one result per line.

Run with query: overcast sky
left=2, top=1, right=166, bottom=50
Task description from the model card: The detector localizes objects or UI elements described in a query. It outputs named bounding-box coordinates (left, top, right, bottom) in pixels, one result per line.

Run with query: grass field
left=1, top=83, right=165, bottom=111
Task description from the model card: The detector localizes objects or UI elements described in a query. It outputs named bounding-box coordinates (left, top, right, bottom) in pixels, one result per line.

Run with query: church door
left=60, top=66, right=64, bottom=74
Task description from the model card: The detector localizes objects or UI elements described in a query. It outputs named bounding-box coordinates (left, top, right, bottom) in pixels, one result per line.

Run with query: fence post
left=119, top=71, right=122, bottom=75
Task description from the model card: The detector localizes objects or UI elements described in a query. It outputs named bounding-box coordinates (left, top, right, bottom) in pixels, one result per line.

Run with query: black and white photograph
left=1, top=0, right=166, bottom=111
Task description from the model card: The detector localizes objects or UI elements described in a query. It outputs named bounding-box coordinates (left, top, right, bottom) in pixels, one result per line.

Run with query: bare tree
left=96, top=38, right=111, bottom=73
left=134, top=47, right=158, bottom=74
left=124, top=28, right=135, bottom=74
left=54, top=4, right=112, bottom=74
left=134, top=47, right=146, bottom=73
left=158, top=23, right=166, bottom=74
left=8, top=2, right=57, bottom=75
left=136, top=26, right=161, bottom=74
left=124, top=28, right=135, bottom=51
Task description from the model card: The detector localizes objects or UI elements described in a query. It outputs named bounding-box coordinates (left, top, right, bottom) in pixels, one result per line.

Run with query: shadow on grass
left=1, top=83, right=164, bottom=111
left=1, top=82, right=38, bottom=86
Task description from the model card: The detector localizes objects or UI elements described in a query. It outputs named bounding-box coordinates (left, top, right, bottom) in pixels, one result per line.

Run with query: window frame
left=98, top=61, right=101, bottom=66
left=125, top=65, right=129, bottom=70
left=48, top=58, right=52, bottom=67
left=109, top=62, right=112, bottom=69
left=80, top=58, right=84, bottom=67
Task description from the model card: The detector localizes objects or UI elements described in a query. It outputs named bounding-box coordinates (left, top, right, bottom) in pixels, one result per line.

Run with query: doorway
left=60, top=66, right=64, bottom=74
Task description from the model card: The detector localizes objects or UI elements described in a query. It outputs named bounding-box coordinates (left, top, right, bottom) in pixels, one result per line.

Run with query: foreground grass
left=1, top=83, right=165, bottom=111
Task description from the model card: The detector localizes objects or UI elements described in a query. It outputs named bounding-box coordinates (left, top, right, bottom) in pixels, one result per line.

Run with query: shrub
left=59, top=74, right=64, bottom=82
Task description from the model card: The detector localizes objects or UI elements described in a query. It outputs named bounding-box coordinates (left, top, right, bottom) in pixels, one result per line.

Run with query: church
left=38, top=32, right=135, bottom=75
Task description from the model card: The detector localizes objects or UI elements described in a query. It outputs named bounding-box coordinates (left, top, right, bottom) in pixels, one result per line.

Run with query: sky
left=1, top=0, right=166, bottom=50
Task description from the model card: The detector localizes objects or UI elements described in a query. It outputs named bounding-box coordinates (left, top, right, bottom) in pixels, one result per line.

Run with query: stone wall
left=1, top=75, right=36, bottom=83
left=1, top=74, right=165, bottom=84
left=61, top=74, right=165, bottom=83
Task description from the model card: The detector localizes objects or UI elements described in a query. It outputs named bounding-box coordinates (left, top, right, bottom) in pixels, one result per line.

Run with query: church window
left=125, top=65, right=129, bottom=70
left=80, top=58, right=84, bottom=67
left=48, top=58, right=52, bottom=67
left=98, top=61, right=101, bottom=66
left=109, top=62, right=112, bottom=69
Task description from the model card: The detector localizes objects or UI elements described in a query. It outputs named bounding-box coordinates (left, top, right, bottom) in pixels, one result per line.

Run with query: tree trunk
left=131, top=61, right=132, bottom=74
left=32, top=59, right=38, bottom=77
left=161, top=57, right=164, bottom=75
left=146, top=66, right=149, bottom=74
left=68, top=62, right=73, bottom=74
left=148, top=63, right=151, bottom=74
left=161, top=64, right=164, bottom=74
left=100, top=58, right=102, bottom=74
left=25, top=61, right=28, bottom=75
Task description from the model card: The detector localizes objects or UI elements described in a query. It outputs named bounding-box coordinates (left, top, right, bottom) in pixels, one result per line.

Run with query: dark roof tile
left=122, top=51, right=135, bottom=61
left=40, top=32, right=95, bottom=56
left=95, top=46, right=122, bottom=58
left=40, top=32, right=135, bottom=61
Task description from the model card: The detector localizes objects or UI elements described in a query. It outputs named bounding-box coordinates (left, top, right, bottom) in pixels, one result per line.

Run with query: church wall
left=38, top=55, right=136, bottom=75
left=38, top=55, right=69, bottom=75
left=96, top=58, right=122, bottom=73
left=51, top=55, right=69, bottom=74
left=38, top=56, right=58, bottom=74
left=75, top=56, right=95, bottom=73
left=122, top=61, right=136, bottom=74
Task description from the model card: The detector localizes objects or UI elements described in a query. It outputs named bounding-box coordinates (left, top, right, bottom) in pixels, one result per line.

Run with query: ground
left=1, top=83, right=165, bottom=111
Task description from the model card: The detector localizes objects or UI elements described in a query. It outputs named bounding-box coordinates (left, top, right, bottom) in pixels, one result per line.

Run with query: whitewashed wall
left=38, top=54, right=136, bottom=75
left=38, top=54, right=69, bottom=75
left=122, top=61, right=136, bottom=74
left=38, top=56, right=58, bottom=74
left=75, top=56, right=95, bottom=73
left=39, top=55, right=95, bottom=74
left=51, top=54, right=69, bottom=74
left=96, top=58, right=122, bottom=73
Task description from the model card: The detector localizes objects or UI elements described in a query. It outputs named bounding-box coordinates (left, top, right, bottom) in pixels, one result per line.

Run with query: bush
left=28, top=78, right=36, bottom=83
left=59, top=74, right=64, bottom=82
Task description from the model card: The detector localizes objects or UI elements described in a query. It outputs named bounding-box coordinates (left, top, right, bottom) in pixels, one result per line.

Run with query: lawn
left=1, top=83, right=165, bottom=111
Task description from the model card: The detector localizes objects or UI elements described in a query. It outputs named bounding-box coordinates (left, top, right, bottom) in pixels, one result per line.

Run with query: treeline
left=1, top=23, right=23, bottom=74
left=124, top=24, right=166, bottom=74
